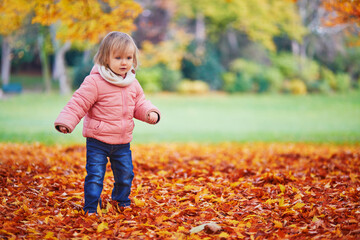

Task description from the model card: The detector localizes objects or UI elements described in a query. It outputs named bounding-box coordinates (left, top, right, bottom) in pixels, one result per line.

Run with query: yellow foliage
left=140, top=29, right=192, bottom=70
left=288, top=79, right=307, bottom=95
left=174, top=0, right=306, bottom=51
left=0, top=0, right=33, bottom=35
left=32, top=0, right=142, bottom=45
left=177, top=80, right=210, bottom=94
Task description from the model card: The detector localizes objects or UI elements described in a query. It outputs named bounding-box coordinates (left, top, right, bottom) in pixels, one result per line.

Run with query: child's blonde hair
left=94, top=31, right=139, bottom=69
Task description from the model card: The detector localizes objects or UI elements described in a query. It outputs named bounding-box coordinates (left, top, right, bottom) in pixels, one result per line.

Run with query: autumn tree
left=287, top=0, right=360, bottom=79
left=0, top=0, right=33, bottom=86
left=134, top=1, right=192, bottom=71
left=322, top=0, right=360, bottom=27
left=174, top=0, right=306, bottom=52
left=32, top=0, right=142, bottom=94
left=168, top=0, right=306, bottom=88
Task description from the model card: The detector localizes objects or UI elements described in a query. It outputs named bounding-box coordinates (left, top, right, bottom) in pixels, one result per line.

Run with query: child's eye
left=115, top=57, right=121, bottom=60
left=127, top=56, right=133, bottom=60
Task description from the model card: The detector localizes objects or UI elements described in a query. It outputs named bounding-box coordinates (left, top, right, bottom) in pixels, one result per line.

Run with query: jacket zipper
left=121, top=88, right=128, bottom=139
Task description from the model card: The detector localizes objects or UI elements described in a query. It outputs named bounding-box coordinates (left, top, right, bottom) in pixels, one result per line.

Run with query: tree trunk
left=292, top=39, right=307, bottom=72
left=51, top=25, right=71, bottom=95
left=53, top=41, right=71, bottom=95
left=195, top=12, right=206, bottom=42
left=1, top=37, right=11, bottom=86
left=38, top=27, right=52, bottom=93
left=291, top=40, right=300, bottom=56
left=195, top=11, right=206, bottom=54
left=227, top=29, right=239, bottom=55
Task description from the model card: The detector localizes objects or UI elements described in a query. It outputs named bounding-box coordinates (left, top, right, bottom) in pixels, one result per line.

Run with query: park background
left=1, top=1, right=360, bottom=239
left=0, top=0, right=359, bottom=145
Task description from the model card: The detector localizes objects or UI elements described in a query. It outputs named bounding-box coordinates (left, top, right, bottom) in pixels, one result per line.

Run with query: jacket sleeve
left=54, top=76, right=98, bottom=133
left=133, top=80, right=161, bottom=124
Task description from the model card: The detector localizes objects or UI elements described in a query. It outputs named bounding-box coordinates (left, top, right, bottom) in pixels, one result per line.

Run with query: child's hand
left=58, top=126, right=69, bottom=134
left=147, top=111, right=159, bottom=124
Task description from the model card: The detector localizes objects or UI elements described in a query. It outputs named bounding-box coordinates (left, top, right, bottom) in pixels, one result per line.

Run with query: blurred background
left=0, top=0, right=359, bottom=145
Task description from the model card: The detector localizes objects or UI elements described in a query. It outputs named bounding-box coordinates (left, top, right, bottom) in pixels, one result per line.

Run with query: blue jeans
left=84, top=138, right=134, bottom=213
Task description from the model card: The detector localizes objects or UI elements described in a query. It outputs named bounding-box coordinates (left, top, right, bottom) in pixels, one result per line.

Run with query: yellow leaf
left=278, top=197, right=285, bottom=207
left=218, top=232, right=229, bottom=238
left=273, top=220, right=283, bottom=228
left=283, top=209, right=296, bottom=215
left=157, top=230, right=172, bottom=237
left=177, top=226, right=186, bottom=232
left=291, top=185, right=300, bottom=193
left=294, top=193, right=303, bottom=200
left=157, top=170, right=167, bottom=176
left=134, top=198, right=145, bottom=207
left=230, top=181, right=241, bottom=188
left=47, top=192, right=55, bottom=197
left=97, top=203, right=102, bottom=217
left=312, top=215, right=320, bottom=222
left=141, top=223, right=158, bottom=229
left=106, top=202, right=113, bottom=213
left=243, top=214, right=258, bottom=221
left=135, top=183, right=142, bottom=193
left=178, top=197, right=189, bottom=202
left=44, top=232, right=56, bottom=239
left=82, top=235, right=90, bottom=240
left=64, top=196, right=82, bottom=201
left=265, top=198, right=277, bottom=205
left=279, top=184, right=285, bottom=193
left=246, top=221, right=252, bottom=228
left=293, top=202, right=306, bottom=209
left=97, top=222, right=108, bottom=233
left=27, top=228, right=39, bottom=234
left=226, top=219, right=240, bottom=226
left=0, top=229, right=14, bottom=236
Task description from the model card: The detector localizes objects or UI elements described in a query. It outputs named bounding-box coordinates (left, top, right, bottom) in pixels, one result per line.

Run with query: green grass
left=0, top=92, right=359, bottom=145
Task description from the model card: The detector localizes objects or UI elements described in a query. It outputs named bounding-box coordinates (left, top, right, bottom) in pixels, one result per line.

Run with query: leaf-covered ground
left=0, top=143, right=359, bottom=239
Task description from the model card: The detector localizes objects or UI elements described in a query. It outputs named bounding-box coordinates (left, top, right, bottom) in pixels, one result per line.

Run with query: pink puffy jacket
left=54, top=65, right=161, bottom=144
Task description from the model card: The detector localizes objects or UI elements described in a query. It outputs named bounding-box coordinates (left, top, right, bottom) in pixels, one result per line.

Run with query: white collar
left=97, top=64, right=135, bottom=87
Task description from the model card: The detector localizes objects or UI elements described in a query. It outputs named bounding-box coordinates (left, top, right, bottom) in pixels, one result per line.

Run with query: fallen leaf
left=190, top=222, right=222, bottom=234
left=97, top=222, right=108, bottom=233
left=273, top=220, right=283, bottom=228
left=0, top=143, right=359, bottom=239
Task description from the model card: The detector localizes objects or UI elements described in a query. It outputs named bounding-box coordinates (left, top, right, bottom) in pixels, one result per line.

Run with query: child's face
left=108, top=45, right=135, bottom=78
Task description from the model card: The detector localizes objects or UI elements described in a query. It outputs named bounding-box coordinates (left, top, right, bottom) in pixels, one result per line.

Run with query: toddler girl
left=54, top=31, right=160, bottom=214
